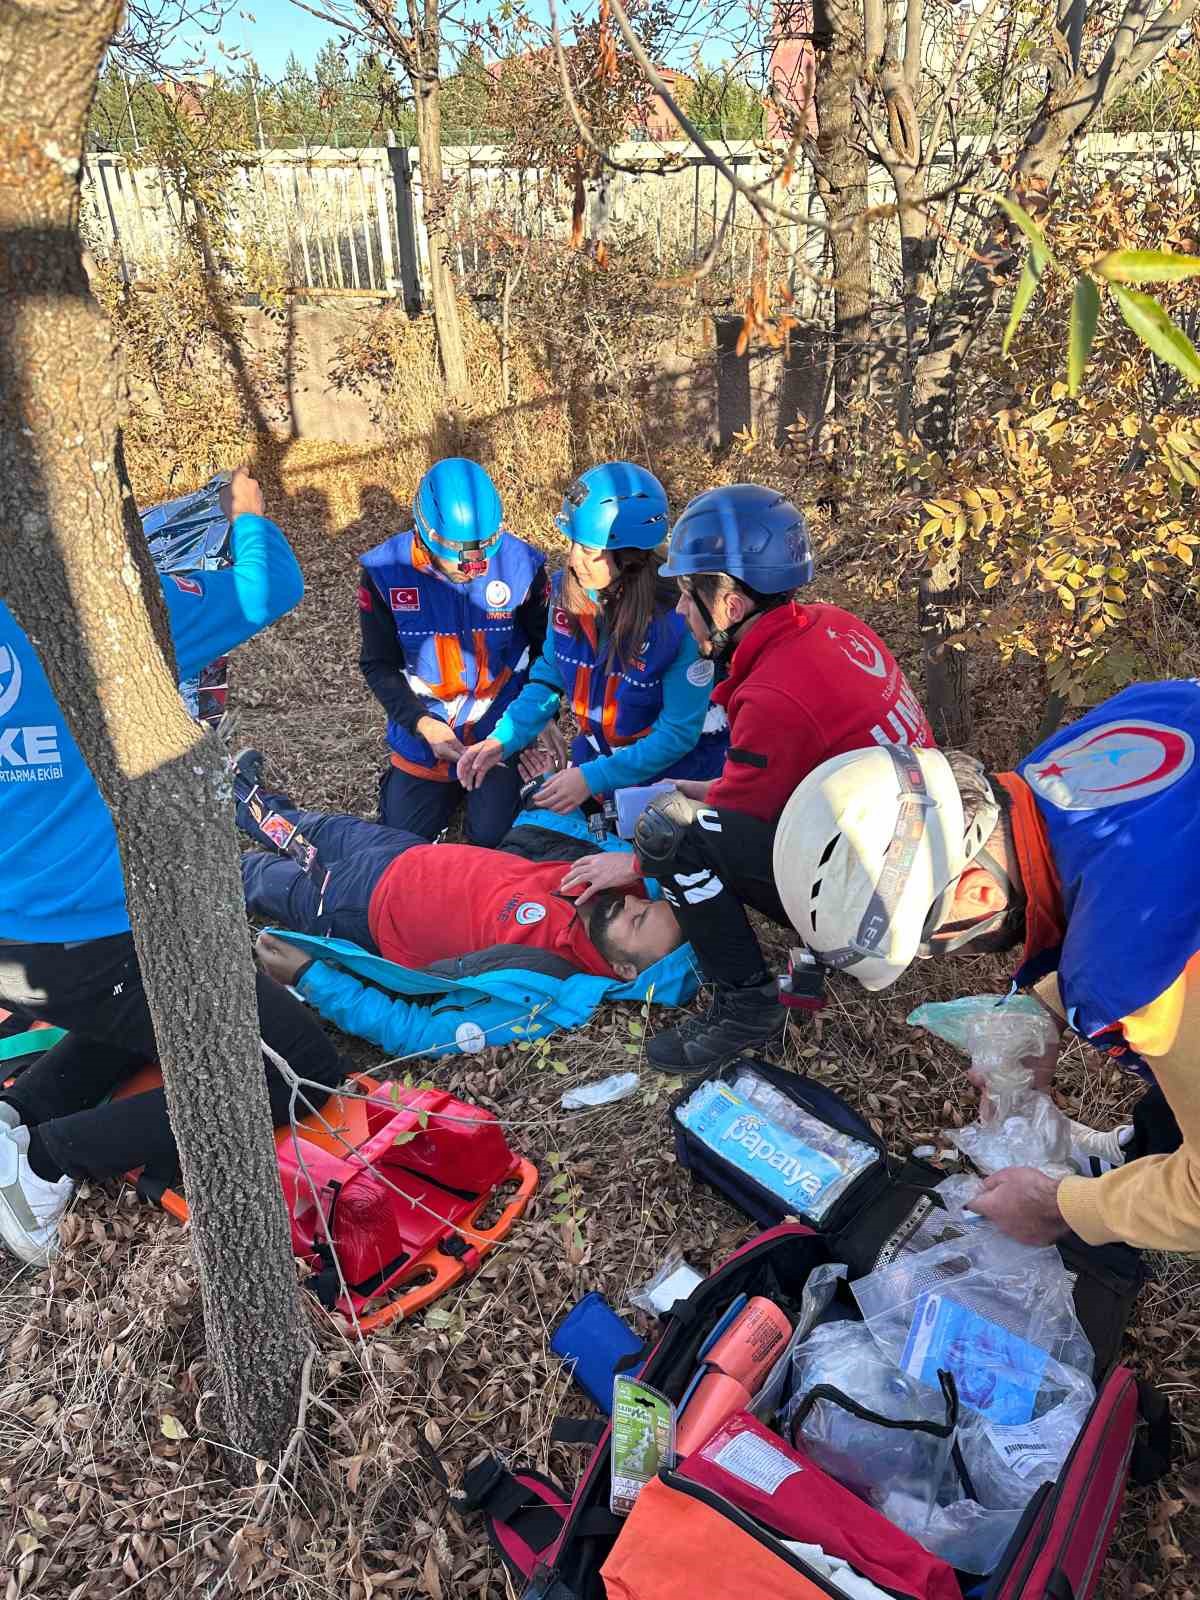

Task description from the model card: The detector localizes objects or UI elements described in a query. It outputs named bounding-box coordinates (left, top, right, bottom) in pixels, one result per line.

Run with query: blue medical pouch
left=550, top=1292, right=645, bottom=1413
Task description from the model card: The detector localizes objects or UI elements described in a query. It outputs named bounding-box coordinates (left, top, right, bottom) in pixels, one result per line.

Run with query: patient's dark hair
left=582, top=889, right=636, bottom=970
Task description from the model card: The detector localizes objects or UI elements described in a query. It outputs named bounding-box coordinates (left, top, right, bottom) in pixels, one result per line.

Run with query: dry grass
left=1, top=434, right=1197, bottom=1600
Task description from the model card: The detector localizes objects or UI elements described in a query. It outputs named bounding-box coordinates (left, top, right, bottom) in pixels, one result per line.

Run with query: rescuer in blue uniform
left=456, top=462, right=725, bottom=813
left=0, top=468, right=343, bottom=1266
left=358, top=458, right=550, bottom=846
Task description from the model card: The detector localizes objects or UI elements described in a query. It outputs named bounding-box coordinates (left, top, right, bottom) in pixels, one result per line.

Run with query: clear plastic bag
left=561, top=1072, right=639, bottom=1109
left=907, top=993, right=1075, bottom=1177
left=899, top=1174, right=991, bottom=1257
left=628, top=1249, right=704, bottom=1315
left=901, top=1498, right=1023, bottom=1576
left=782, top=1322, right=956, bottom=1538
left=852, top=1232, right=1095, bottom=1421
left=956, top=1370, right=1095, bottom=1509
left=907, top=993, right=1053, bottom=1058
left=752, top=1262, right=847, bottom=1420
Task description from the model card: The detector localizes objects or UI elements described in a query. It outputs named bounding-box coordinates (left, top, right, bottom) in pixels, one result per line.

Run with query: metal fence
left=81, top=138, right=830, bottom=310
left=81, top=132, right=1200, bottom=316
left=83, top=145, right=412, bottom=300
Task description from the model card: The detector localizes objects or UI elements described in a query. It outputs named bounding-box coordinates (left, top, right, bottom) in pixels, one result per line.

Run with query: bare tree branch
left=864, top=0, right=886, bottom=68
left=546, top=0, right=689, bottom=177
left=925, top=0, right=1004, bottom=159
left=902, top=0, right=923, bottom=90
left=1107, top=0, right=1200, bottom=93
left=602, top=0, right=839, bottom=234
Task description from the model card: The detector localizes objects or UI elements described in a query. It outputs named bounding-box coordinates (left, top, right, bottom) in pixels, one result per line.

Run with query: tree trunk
left=413, top=26, right=468, bottom=403
left=0, top=0, right=310, bottom=1465
left=917, top=551, right=972, bottom=746
left=809, top=0, right=872, bottom=439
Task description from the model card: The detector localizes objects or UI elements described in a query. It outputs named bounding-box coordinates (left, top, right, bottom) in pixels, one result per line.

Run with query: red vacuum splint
left=112, top=1066, right=538, bottom=1332
left=1, top=1026, right=536, bottom=1334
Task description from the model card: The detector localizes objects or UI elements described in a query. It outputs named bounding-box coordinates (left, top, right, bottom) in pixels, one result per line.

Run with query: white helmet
left=772, top=745, right=1000, bottom=991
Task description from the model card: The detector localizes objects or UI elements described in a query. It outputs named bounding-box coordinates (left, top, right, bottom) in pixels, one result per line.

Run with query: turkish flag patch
left=389, top=587, right=420, bottom=612
left=552, top=607, right=571, bottom=632
left=357, top=583, right=374, bottom=612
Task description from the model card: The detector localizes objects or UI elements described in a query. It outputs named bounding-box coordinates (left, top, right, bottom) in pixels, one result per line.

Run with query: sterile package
left=852, top=1232, right=1096, bottom=1415
left=675, top=1074, right=878, bottom=1223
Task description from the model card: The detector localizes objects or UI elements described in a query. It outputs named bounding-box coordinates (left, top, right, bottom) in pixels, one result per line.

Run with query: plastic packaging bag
left=674, top=1071, right=878, bottom=1224
left=561, top=1072, right=639, bottom=1110
left=908, top=994, right=1075, bottom=1177
left=899, top=1174, right=992, bottom=1257
left=731, top=1070, right=880, bottom=1175
left=900, top=1498, right=1023, bottom=1576
left=783, top=1322, right=957, bottom=1538
left=853, top=1233, right=1095, bottom=1419
left=956, top=1367, right=1095, bottom=1509
left=752, top=1262, right=847, bottom=1420
left=907, top=993, right=1052, bottom=1057
left=628, top=1249, right=704, bottom=1316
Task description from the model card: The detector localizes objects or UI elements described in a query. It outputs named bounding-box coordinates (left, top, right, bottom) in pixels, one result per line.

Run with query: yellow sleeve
left=1032, top=972, right=1066, bottom=1025
left=1057, top=957, right=1200, bottom=1252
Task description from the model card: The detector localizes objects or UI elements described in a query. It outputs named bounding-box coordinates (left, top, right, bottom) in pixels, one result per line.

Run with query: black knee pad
left=633, top=788, right=703, bottom=872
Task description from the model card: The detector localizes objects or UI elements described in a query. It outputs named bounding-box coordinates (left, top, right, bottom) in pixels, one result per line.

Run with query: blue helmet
left=413, top=458, right=504, bottom=575
left=661, top=484, right=814, bottom=595
left=555, top=462, right=669, bottom=552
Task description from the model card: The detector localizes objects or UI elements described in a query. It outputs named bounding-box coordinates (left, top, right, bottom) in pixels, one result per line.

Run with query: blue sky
left=217, top=1, right=347, bottom=78
left=190, top=0, right=747, bottom=82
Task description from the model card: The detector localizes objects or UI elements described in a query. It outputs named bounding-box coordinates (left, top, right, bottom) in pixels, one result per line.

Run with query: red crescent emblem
left=1066, top=724, right=1187, bottom=794
left=1029, top=717, right=1195, bottom=810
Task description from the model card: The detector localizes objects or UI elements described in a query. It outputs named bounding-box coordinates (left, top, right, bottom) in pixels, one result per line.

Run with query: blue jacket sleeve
left=297, top=960, right=553, bottom=1058
left=489, top=625, right=566, bottom=757
left=160, top=513, right=304, bottom=681
left=578, top=630, right=713, bottom=796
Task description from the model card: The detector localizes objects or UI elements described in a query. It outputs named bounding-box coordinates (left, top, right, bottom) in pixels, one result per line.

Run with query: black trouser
left=0, top=933, right=344, bottom=1184
left=655, top=808, right=790, bottom=986
left=1127, top=1081, right=1182, bottom=1159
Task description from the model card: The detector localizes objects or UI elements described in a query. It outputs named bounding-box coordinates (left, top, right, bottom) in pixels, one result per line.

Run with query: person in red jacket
left=561, top=484, right=933, bottom=1071
left=234, top=753, right=682, bottom=984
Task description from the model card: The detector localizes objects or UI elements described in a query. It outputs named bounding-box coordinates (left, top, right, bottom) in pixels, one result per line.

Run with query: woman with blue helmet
left=456, top=461, right=728, bottom=813
left=358, top=457, right=549, bottom=845
left=559, top=481, right=934, bottom=1073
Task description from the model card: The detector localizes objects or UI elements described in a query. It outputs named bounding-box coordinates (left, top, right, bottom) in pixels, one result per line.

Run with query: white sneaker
left=1068, top=1120, right=1135, bottom=1175
left=0, top=1103, right=20, bottom=1131
left=0, top=1125, right=74, bottom=1265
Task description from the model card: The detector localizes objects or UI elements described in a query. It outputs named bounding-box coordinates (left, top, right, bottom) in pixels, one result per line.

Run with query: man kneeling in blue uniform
left=0, top=471, right=344, bottom=1267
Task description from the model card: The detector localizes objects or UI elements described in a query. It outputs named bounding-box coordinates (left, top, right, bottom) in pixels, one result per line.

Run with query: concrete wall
left=230, top=300, right=828, bottom=448
left=240, top=302, right=384, bottom=445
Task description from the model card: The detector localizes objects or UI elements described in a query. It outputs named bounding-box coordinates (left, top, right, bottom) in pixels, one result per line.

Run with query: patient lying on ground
left=234, top=751, right=682, bottom=984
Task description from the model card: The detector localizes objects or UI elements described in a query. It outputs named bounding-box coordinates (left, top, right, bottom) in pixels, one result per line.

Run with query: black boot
left=646, top=977, right=786, bottom=1074
left=232, top=746, right=266, bottom=798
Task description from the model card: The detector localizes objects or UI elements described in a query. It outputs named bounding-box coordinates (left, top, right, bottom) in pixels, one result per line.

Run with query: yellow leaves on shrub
left=903, top=394, right=1200, bottom=688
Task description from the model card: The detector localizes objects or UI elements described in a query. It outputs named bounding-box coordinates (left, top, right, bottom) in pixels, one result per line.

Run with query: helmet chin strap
left=691, top=586, right=754, bottom=667
left=919, top=845, right=1025, bottom=957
